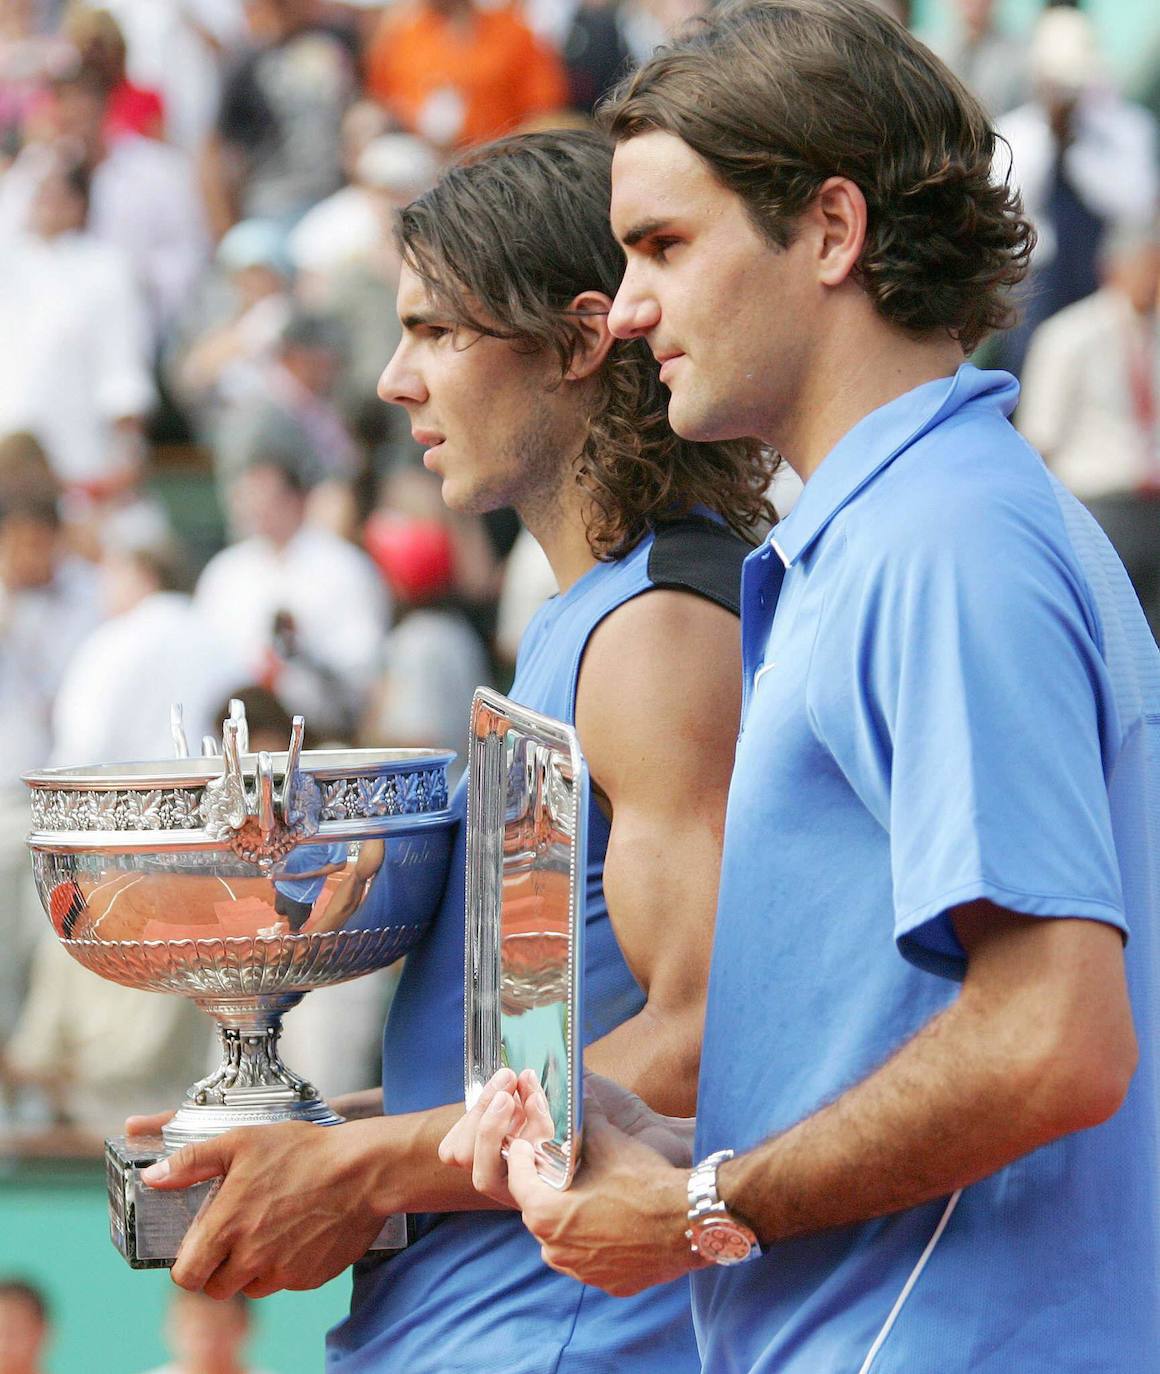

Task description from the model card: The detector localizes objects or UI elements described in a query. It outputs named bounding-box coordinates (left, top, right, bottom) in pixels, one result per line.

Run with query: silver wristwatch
left=685, top=1148, right=760, bottom=1265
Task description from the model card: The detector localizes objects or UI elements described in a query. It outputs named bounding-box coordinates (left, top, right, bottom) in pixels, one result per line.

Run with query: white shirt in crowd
left=288, top=185, right=384, bottom=278
left=0, top=231, right=154, bottom=485
left=997, top=92, right=1159, bottom=270
left=371, top=608, right=491, bottom=761
left=494, top=525, right=556, bottom=667
left=0, top=136, right=210, bottom=344
left=1019, top=287, right=1160, bottom=498
left=88, top=133, right=211, bottom=341
left=0, top=558, right=102, bottom=790
left=102, top=0, right=247, bottom=153
left=50, top=591, right=248, bottom=768
left=5, top=936, right=213, bottom=1135
left=194, top=524, right=390, bottom=698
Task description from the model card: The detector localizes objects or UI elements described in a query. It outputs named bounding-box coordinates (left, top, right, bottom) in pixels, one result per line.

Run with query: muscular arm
left=717, top=904, right=1137, bottom=1243
left=473, top=903, right=1138, bottom=1297
left=322, top=588, right=742, bottom=1202
left=576, top=589, right=741, bottom=1114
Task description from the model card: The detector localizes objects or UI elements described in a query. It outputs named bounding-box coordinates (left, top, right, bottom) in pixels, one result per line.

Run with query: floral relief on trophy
left=284, top=769, right=323, bottom=832
left=319, top=765, right=450, bottom=820
left=30, top=786, right=208, bottom=832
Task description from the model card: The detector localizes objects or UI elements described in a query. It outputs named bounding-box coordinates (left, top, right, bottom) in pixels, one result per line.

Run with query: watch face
left=692, top=1217, right=754, bottom=1265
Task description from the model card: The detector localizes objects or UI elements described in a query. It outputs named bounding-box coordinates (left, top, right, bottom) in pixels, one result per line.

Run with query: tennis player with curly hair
left=133, top=127, right=777, bottom=1373
left=449, top=4, right=1160, bottom=1371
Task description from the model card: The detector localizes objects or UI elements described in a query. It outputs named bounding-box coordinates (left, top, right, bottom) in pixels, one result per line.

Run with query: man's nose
left=377, top=345, right=425, bottom=406
left=608, top=280, right=661, bottom=340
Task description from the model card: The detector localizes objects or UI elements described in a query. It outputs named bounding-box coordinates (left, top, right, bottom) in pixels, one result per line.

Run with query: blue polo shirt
left=694, top=365, right=1160, bottom=1373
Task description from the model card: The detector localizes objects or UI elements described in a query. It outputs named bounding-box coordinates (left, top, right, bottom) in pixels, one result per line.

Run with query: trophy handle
left=228, top=697, right=249, bottom=756
left=281, top=715, right=306, bottom=823
left=170, top=703, right=190, bottom=759
left=256, top=752, right=277, bottom=838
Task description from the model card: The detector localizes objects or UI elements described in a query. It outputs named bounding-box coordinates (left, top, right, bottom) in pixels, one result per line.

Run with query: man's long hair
left=396, top=129, right=776, bottom=559
left=602, top=0, right=1035, bottom=353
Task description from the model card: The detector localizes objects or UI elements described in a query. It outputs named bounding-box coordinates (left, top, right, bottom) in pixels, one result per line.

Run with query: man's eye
left=424, top=326, right=451, bottom=340
left=650, top=238, right=681, bottom=263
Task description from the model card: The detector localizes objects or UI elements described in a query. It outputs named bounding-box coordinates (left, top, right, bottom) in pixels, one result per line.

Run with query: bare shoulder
left=575, top=589, right=742, bottom=798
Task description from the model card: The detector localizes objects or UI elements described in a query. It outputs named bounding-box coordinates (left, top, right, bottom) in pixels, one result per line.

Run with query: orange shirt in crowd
left=366, top=1, right=568, bottom=149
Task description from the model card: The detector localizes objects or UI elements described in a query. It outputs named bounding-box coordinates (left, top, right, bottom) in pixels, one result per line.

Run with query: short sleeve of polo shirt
left=817, top=489, right=1127, bottom=981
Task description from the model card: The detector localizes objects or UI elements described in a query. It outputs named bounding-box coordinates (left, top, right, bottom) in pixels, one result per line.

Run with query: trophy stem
left=162, top=995, right=343, bottom=1148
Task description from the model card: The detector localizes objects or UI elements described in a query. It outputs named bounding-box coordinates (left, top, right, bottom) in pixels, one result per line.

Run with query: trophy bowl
left=23, top=709, right=456, bottom=1152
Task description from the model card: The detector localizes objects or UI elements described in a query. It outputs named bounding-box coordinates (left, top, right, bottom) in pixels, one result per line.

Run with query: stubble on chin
left=462, top=396, right=574, bottom=532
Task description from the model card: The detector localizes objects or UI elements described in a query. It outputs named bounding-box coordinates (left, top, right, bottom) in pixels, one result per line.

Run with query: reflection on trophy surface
left=466, top=689, right=586, bottom=1188
left=23, top=699, right=455, bottom=1266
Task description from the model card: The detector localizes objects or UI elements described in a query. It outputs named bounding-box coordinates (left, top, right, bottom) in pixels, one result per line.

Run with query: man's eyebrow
left=620, top=218, right=671, bottom=249
left=400, top=311, right=443, bottom=330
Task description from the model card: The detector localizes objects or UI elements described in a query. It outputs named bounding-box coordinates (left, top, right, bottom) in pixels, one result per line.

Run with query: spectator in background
left=365, top=0, right=567, bottom=150
left=1019, top=222, right=1160, bottom=639
left=0, top=461, right=100, bottom=791
left=361, top=463, right=492, bottom=768
left=50, top=541, right=247, bottom=766
left=2, top=508, right=213, bottom=1155
left=194, top=457, right=388, bottom=739
left=203, top=0, right=358, bottom=238
left=0, top=438, right=87, bottom=1051
left=997, top=8, right=1159, bottom=375
left=0, top=159, right=154, bottom=505
left=288, top=132, right=439, bottom=471
left=619, top=0, right=706, bottom=69
left=62, top=4, right=165, bottom=140
left=0, top=65, right=209, bottom=343
left=213, top=309, right=361, bottom=504
left=138, top=1290, right=274, bottom=1374
left=1, top=927, right=212, bottom=1138
left=288, top=120, right=436, bottom=294
left=100, top=0, right=246, bottom=155
left=493, top=522, right=556, bottom=671
left=0, top=7, right=72, bottom=149
left=173, top=218, right=295, bottom=427
left=560, top=0, right=632, bottom=115
left=934, top=0, right=1029, bottom=117
left=0, top=1280, right=50, bottom=1374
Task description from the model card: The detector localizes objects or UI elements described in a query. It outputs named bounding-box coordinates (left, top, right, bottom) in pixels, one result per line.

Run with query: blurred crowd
left=0, top=0, right=1157, bottom=1147
left=0, top=1278, right=276, bottom=1374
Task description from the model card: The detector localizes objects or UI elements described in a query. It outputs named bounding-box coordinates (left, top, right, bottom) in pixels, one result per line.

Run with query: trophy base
left=105, top=1136, right=409, bottom=1270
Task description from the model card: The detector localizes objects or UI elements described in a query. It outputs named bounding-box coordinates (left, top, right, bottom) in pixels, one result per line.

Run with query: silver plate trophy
left=23, top=701, right=456, bottom=1267
left=464, top=689, right=588, bottom=1189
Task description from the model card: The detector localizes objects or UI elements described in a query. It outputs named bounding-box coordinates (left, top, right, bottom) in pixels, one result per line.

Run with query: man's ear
left=805, top=176, right=867, bottom=288
left=564, top=291, right=616, bottom=381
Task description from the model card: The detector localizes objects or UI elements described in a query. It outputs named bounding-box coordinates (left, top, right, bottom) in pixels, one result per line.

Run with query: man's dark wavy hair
left=601, top=0, right=1035, bottom=353
left=395, top=128, right=776, bottom=560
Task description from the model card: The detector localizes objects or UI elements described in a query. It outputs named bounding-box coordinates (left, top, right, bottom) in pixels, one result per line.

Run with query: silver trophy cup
left=23, top=703, right=456, bottom=1267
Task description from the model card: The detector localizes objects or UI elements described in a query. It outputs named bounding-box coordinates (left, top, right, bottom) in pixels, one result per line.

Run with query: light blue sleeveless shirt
left=328, top=529, right=715, bottom=1373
